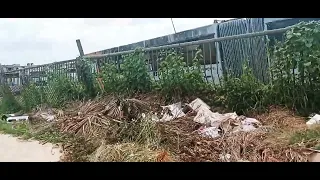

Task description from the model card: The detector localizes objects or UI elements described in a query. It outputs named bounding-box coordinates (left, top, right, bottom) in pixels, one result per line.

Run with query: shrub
left=217, top=61, right=268, bottom=115
left=158, top=49, right=206, bottom=101
left=99, top=48, right=152, bottom=95
left=20, top=83, right=45, bottom=112
left=46, top=73, right=85, bottom=108
left=0, top=85, right=21, bottom=114
left=76, top=58, right=97, bottom=98
left=99, top=62, right=125, bottom=94
left=121, top=49, right=152, bottom=94
left=270, top=21, right=320, bottom=115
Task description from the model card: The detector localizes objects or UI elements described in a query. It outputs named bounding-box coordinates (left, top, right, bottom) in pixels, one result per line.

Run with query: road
left=0, top=134, right=62, bottom=162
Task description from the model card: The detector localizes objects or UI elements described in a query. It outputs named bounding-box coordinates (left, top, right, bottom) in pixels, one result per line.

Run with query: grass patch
left=0, top=120, right=99, bottom=162
left=289, top=126, right=320, bottom=145
left=0, top=121, right=32, bottom=138
left=0, top=120, right=67, bottom=144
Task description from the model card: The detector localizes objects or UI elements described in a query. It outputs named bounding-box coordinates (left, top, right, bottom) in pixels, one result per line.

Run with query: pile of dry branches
left=55, top=97, right=153, bottom=140
left=30, top=97, right=313, bottom=162
left=88, top=141, right=174, bottom=162
left=158, top=112, right=311, bottom=162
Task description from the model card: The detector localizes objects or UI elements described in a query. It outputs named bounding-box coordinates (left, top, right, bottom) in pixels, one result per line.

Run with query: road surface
left=0, top=134, right=62, bottom=162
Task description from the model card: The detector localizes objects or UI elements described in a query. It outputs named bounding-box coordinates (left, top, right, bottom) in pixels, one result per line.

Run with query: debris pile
left=89, top=142, right=174, bottom=162
left=55, top=97, right=152, bottom=139
left=23, top=96, right=314, bottom=162
left=159, top=98, right=262, bottom=139
left=157, top=101, right=311, bottom=162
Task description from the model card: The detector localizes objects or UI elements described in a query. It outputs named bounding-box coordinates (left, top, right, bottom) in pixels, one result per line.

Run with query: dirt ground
left=0, top=134, right=62, bottom=162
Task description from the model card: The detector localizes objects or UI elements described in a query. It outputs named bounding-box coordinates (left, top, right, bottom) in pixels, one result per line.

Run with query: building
left=0, top=63, right=35, bottom=86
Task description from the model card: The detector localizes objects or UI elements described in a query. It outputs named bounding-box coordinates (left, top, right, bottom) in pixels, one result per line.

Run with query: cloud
left=0, top=18, right=232, bottom=65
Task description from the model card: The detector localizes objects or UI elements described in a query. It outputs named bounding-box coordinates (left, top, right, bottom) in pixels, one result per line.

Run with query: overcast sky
left=0, top=18, right=232, bottom=66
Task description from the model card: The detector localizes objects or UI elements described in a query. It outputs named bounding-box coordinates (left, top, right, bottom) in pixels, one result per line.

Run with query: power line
left=170, top=18, right=177, bottom=34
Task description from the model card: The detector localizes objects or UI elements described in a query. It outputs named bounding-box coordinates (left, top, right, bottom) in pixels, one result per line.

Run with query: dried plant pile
left=89, top=142, right=174, bottom=162
left=255, top=106, right=307, bottom=131
left=56, top=97, right=152, bottom=139
left=60, top=137, right=99, bottom=162
left=159, top=111, right=311, bottom=162
left=117, top=116, right=161, bottom=146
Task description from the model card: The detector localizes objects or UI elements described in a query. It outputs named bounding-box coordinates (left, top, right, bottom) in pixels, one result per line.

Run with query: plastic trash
left=6, top=115, right=29, bottom=122
left=189, top=98, right=211, bottom=112
left=198, top=126, right=221, bottom=138
left=40, top=113, right=55, bottom=122
left=306, top=114, right=320, bottom=128
left=159, top=102, right=185, bottom=122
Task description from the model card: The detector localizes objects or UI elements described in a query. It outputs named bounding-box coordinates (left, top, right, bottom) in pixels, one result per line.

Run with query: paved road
left=0, top=134, right=62, bottom=162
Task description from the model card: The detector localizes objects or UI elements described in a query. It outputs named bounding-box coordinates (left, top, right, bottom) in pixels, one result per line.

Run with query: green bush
left=46, top=74, right=85, bottom=107
left=122, top=49, right=152, bottom=94
left=0, top=85, right=21, bottom=114
left=20, top=83, right=45, bottom=112
left=158, top=49, right=206, bottom=101
left=76, top=58, right=97, bottom=98
left=99, top=62, right=124, bottom=94
left=217, top=61, right=268, bottom=115
left=99, top=48, right=152, bottom=95
left=270, top=21, right=320, bottom=115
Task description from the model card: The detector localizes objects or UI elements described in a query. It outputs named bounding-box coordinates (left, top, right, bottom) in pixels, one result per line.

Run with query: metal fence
left=0, top=24, right=291, bottom=100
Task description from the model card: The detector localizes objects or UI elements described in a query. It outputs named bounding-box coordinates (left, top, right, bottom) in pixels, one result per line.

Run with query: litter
left=155, top=98, right=261, bottom=137
left=40, top=113, right=55, bottom=122
left=198, top=126, right=220, bottom=138
left=159, top=102, right=185, bottom=122
left=6, top=115, right=29, bottom=122
left=188, top=98, right=211, bottom=112
left=306, top=114, right=320, bottom=128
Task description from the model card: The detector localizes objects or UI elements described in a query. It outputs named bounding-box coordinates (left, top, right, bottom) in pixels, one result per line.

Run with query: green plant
left=0, top=85, right=21, bottom=114
left=46, top=73, right=85, bottom=107
left=99, top=62, right=125, bottom=94
left=217, top=61, right=268, bottom=115
left=20, top=83, right=45, bottom=112
left=270, top=21, right=320, bottom=115
left=76, top=58, right=97, bottom=98
left=99, top=48, right=152, bottom=95
left=117, top=116, right=161, bottom=147
left=158, top=49, right=206, bottom=101
left=122, top=49, right=152, bottom=94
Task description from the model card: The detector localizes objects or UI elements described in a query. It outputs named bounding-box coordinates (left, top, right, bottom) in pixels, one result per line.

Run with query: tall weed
left=46, top=73, right=85, bottom=107
left=158, top=49, right=206, bottom=101
left=99, top=48, right=152, bottom=95
left=20, top=83, right=45, bottom=112
left=0, top=85, right=21, bottom=114
left=217, top=61, right=268, bottom=115
left=270, top=21, right=320, bottom=115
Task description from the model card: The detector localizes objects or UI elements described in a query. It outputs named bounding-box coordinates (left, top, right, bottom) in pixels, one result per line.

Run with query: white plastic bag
left=307, top=114, right=320, bottom=128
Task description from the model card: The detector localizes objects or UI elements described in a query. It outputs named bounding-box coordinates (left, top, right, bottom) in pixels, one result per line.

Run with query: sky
left=0, top=18, right=233, bottom=66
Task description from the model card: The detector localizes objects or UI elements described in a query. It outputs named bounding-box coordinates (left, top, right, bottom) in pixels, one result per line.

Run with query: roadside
left=0, top=134, right=61, bottom=162
left=1, top=97, right=320, bottom=162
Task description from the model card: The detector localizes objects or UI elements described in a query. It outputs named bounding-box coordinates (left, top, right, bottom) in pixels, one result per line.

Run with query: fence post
left=76, top=39, right=85, bottom=57
left=75, top=39, right=104, bottom=92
